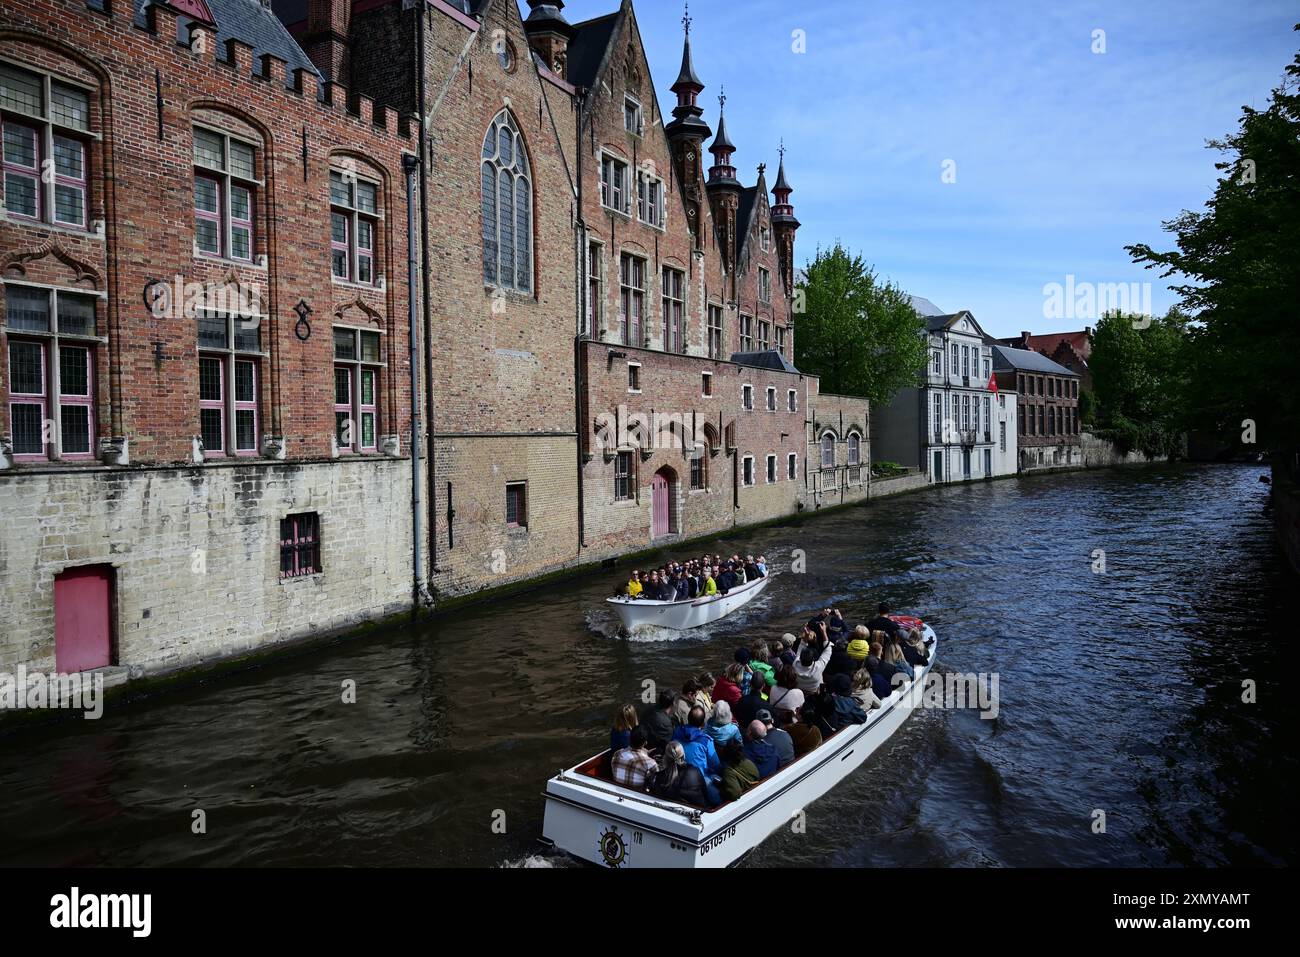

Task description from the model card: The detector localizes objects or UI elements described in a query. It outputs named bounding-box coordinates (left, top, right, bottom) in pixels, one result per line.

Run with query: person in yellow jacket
left=626, top=570, right=643, bottom=597
left=702, top=568, right=718, bottom=596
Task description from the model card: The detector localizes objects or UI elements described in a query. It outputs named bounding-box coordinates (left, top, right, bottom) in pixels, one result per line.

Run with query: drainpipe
left=416, top=3, right=439, bottom=577
left=404, top=153, right=432, bottom=609
left=574, top=88, right=587, bottom=549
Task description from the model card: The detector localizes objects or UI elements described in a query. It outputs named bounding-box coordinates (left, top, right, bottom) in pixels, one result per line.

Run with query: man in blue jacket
left=672, top=706, right=722, bottom=805
left=743, top=720, right=780, bottom=779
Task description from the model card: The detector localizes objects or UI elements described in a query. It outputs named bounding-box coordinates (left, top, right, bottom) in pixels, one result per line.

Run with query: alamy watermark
left=0, top=667, right=103, bottom=719
left=1042, top=274, right=1152, bottom=323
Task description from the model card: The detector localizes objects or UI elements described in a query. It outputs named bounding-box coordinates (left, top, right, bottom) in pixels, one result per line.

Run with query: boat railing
left=553, top=768, right=705, bottom=824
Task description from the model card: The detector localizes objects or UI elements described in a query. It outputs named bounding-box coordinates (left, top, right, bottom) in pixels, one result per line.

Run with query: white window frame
left=627, top=360, right=641, bottom=394
left=765, top=386, right=776, bottom=411
left=329, top=167, right=381, bottom=286
left=788, top=452, right=797, bottom=480
left=787, top=388, right=797, bottom=412
left=758, top=267, right=772, bottom=304
left=600, top=152, right=630, bottom=215
left=742, top=455, right=755, bottom=487
left=701, top=372, right=713, bottom=398
left=332, top=324, right=385, bottom=455
left=193, top=123, right=260, bottom=263
left=198, top=308, right=268, bottom=459
left=636, top=169, right=665, bottom=229
left=742, top=383, right=754, bottom=411
left=623, top=95, right=643, bottom=136
left=766, top=453, right=777, bottom=483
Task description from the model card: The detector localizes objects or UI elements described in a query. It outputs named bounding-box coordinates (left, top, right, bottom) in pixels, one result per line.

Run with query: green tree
left=1090, top=309, right=1190, bottom=457
left=794, top=243, right=927, bottom=405
left=1126, top=27, right=1300, bottom=453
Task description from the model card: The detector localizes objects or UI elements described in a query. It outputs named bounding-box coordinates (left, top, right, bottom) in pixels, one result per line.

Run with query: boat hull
left=543, top=625, right=937, bottom=868
left=606, top=574, right=770, bottom=632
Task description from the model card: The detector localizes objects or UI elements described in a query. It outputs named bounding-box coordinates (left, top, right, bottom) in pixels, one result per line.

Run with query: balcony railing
left=959, top=429, right=977, bottom=448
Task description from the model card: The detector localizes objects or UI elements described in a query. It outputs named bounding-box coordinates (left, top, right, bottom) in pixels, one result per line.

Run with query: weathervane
left=779, top=139, right=786, bottom=161
left=758, top=163, right=766, bottom=176
left=683, top=3, right=691, bottom=36
left=718, top=86, right=726, bottom=112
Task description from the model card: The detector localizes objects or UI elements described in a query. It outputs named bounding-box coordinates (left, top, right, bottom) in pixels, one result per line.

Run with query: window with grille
left=1, top=63, right=91, bottom=229
left=661, top=267, right=684, bottom=352
left=330, top=168, right=379, bottom=285
left=197, top=310, right=263, bottom=457
left=506, top=482, right=527, bottom=528
left=619, top=253, right=645, bottom=346
left=193, top=125, right=257, bottom=261
left=4, top=285, right=99, bottom=461
left=690, top=445, right=707, bottom=490
left=482, top=110, right=532, bottom=292
left=280, top=512, right=321, bottom=579
left=615, top=450, right=634, bottom=501
left=333, top=326, right=383, bottom=453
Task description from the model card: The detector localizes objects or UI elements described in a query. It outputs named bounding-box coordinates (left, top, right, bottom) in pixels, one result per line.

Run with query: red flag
left=988, top=372, right=999, bottom=395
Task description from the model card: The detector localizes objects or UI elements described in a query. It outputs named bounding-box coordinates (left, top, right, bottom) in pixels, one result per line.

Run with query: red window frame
left=229, top=183, right=253, bottom=263
left=51, top=134, right=87, bottom=228
left=358, top=367, right=378, bottom=452
left=199, top=354, right=226, bottom=455
left=334, top=364, right=353, bottom=454
left=56, top=342, right=94, bottom=459
left=233, top=358, right=258, bottom=456
left=194, top=173, right=222, bottom=257
left=8, top=338, right=47, bottom=461
left=280, top=513, right=321, bottom=579
left=2, top=119, right=41, bottom=222
left=331, top=210, right=350, bottom=279
left=506, top=482, right=527, bottom=528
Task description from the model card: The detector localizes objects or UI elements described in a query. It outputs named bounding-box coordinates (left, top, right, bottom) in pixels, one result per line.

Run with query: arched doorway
left=651, top=467, right=678, bottom=538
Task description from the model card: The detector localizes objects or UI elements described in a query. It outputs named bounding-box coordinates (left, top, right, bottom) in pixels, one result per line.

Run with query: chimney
left=523, top=1, right=576, bottom=80
left=304, top=0, right=350, bottom=83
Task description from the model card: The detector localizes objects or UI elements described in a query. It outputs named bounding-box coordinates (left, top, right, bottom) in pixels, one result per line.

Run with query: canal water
left=1, top=464, right=1294, bottom=867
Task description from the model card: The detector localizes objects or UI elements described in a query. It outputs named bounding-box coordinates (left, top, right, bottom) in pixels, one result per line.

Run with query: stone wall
left=0, top=460, right=414, bottom=676
left=1079, top=431, right=1167, bottom=469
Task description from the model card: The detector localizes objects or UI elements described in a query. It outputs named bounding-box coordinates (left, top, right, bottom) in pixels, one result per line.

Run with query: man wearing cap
left=757, top=709, right=794, bottom=769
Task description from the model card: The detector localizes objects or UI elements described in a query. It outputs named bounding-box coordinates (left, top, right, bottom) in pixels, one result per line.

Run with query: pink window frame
left=334, top=364, right=354, bottom=454
left=229, top=183, right=254, bottom=263
left=56, top=343, right=95, bottom=460
left=280, top=513, right=321, bottom=579
left=358, top=367, right=378, bottom=452
left=51, top=135, right=87, bottom=228
left=2, top=119, right=41, bottom=223
left=8, top=338, right=48, bottom=461
left=330, top=210, right=350, bottom=279
left=199, top=353, right=225, bottom=456
left=233, top=358, right=258, bottom=456
left=355, top=216, right=375, bottom=285
left=194, top=172, right=223, bottom=257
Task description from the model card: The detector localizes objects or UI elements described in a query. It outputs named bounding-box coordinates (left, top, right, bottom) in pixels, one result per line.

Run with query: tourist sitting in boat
left=756, top=709, right=794, bottom=769
left=719, top=740, right=761, bottom=802
left=610, top=704, right=639, bottom=754
left=793, top=625, right=833, bottom=694
left=863, top=644, right=895, bottom=701
left=672, top=706, right=723, bottom=805
left=882, top=637, right=915, bottom=681
left=787, top=703, right=824, bottom=757
left=733, top=675, right=769, bottom=727
left=865, top=602, right=902, bottom=639
left=825, top=674, right=869, bottom=730
left=902, top=628, right=931, bottom=667
left=851, top=669, right=883, bottom=712
left=713, top=662, right=745, bottom=709
left=747, top=640, right=776, bottom=690
left=673, top=569, right=691, bottom=602
left=626, top=570, right=643, bottom=597
left=650, top=741, right=711, bottom=808
left=823, top=637, right=858, bottom=681
left=641, top=691, right=676, bottom=753
left=705, top=701, right=743, bottom=750
left=755, top=555, right=768, bottom=577
left=672, top=679, right=701, bottom=728
left=611, top=726, right=659, bottom=791
left=743, top=720, right=780, bottom=778
left=766, top=665, right=805, bottom=722
left=693, top=673, right=715, bottom=713
left=734, top=650, right=757, bottom=695
left=847, top=629, right=872, bottom=665
left=714, top=563, right=736, bottom=595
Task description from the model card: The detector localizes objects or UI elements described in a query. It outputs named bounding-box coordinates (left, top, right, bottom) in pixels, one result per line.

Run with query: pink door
left=54, top=565, right=113, bottom=673
left=651, top=471, right=670, bottom=538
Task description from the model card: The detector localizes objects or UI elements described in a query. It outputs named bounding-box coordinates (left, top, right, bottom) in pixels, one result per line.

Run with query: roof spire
left=683, top=2, right=692, bottom=37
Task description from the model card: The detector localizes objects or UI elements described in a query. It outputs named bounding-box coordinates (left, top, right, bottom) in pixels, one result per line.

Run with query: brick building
left=995, top=327, right=1093, bottom=392
left=0, top=0, right=868, bottom=682
left=992, top=344, right=1081, bottom=472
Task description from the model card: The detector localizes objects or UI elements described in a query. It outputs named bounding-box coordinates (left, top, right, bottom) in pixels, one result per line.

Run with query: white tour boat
left=542, top=616, right=936, bottom=868
left=606, top=573, right=771, bottom=632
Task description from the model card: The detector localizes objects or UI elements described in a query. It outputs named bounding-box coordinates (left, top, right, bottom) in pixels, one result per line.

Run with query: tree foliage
left=794, top=243, right=927, bottom=406
left=1126, top=27, right=1300, bottom=452
left=1090, top=310, right=1189, bottom=457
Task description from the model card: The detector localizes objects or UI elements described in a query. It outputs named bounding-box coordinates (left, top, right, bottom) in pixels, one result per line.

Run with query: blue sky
left=551, top=0, right=1297, bottom=338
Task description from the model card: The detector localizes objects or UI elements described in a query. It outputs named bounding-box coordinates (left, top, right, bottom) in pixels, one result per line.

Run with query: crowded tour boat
left=543, top=604, right=937, bottom=868
left=606, top=553, right=771, bottom=632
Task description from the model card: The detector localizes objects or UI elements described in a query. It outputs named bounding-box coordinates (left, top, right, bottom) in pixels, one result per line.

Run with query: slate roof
left=154, top=0, right=319, bottom=80
left=730, top=350, right=800, bottom=374
left=566, top=11, right=621, bottom=91
left=908, top=295, right=944, bottom=317
left=991, top=344, right=1079, bottom=376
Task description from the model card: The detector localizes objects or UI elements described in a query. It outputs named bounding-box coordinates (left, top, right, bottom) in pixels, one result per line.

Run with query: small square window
left=280, top=512, right=321, bottom=579
left=766, top=387, right=776, bottom=411
left=788, top=389, right=797, bottom=412
left=742, top=385, right=753, bottom=410
left=628, top=363, right=641, bottom=392
left=766, top=455, right=777, bottom=483
left=788, top=453, right=797, bottom=480
left=702, top=373, right=713, bottom=397
left=506, top=482, right=527, bottom=528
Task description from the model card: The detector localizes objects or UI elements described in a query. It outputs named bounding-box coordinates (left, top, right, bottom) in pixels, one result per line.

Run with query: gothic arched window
left=481, top=110, right=532, bottom=293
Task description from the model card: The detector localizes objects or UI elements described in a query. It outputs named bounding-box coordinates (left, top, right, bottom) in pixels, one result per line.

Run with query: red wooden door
left=651, top=471, right=669, bottom=538
left=55, top=565, right=112, bottom=673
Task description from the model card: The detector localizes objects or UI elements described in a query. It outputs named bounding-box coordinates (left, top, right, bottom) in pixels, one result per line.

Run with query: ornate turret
left=771, top=141, right=801, bottom=296
left=664, top=4, right=712, bottom=251
left=523, top=1, right=577, bottom=80
left=706, top=88, right=743, bottom=269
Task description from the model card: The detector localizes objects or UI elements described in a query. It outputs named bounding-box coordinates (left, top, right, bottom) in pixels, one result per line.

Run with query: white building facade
left=923, top=312, right=1000, bottom=484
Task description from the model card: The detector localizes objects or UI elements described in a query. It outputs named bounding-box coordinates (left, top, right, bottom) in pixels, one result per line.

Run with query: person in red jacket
left=712, top=663, right=745, bottom=711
